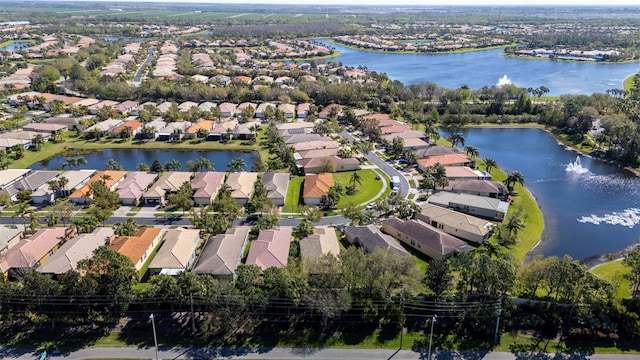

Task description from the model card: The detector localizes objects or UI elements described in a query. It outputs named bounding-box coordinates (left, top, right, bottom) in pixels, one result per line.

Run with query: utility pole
left=399, top=298, right=405, bottom=350
left=427, top=315, right=437, bottom=360
left=494, top=298, right=503, bottom=345
left=190, top=292, right=196, bottom=334
left=149, top=313, right=159, bottom=360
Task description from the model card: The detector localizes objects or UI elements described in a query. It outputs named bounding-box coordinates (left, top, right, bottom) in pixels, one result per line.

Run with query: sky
left=62, top=0, right=640, bottom=5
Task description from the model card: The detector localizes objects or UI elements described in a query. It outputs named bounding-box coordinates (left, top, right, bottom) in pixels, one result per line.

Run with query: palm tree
left=196, top=157, right=214, bottom=171
left=420, top=173, right=436, bottom=192
left=465, top=145, right=479, bottom=159
left=448, top=132, right=465, bottom=149
left=137, top=163, right=151, bottom=172
left=62, top=156, right=87, bottom=170
left=484, top=158, right=498, bottom=173
left=505, top=171, right=525, bottom=192
left=100, top=173, right=112, bottom=185
left=164, top=159, right=182, bottom=171
left=106, top=159, right=123, bottom=171
left=57, top=176, right=69, bottom=196
left=12, top=202, right=34, bottom=231
left=504, top=214, right=526, bottom=238
left=349, top=171, right=362, bottom=190
left=228, top=157, right=247, bottom=172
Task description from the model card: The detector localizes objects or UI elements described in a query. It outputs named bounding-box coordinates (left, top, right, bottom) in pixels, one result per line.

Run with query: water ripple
left=578, top=208, right=640, bottom=228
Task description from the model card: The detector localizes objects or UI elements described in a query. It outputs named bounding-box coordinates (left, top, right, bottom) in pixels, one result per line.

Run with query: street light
left=427, top=315, right=437, bottom=360
left=149, top=313, right=159, bottom=360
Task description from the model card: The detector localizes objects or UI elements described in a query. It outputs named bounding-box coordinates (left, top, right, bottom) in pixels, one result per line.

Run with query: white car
left=366, top=202, right=376, bottom=209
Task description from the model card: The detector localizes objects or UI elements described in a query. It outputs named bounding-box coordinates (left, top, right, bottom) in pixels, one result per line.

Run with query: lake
left=456, top=128, right=640, bottom=261
left=0, top=41, right=31, bottom=51
left=316, top=40, right=640, bottom=96
left=29, top=149, right=258, bottom=172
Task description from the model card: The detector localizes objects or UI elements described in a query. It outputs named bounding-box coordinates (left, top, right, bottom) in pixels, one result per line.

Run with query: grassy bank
left=624, top=72, right=638, bottom=93
left=590, top=259, right=631, bottom=299
left=325, top=39, right=516, bottom=55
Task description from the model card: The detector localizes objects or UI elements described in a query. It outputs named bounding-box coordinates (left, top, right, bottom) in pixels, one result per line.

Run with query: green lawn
left=623, top=72, right=638, bottom=93
left=334, top=169, right=386, bottom=208
left=590, top=259, right=631, bottom=299
left=284, top=176, right=304, bottom=213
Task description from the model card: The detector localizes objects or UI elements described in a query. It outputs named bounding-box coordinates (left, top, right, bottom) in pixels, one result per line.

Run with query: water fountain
left=566, top=156, right=589, bottom=174
left=496, top=74, right=512, bottom=87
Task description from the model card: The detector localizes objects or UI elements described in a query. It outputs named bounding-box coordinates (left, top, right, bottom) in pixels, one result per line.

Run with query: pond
left=455, top=128, right=640, bottom=261
left=29, top=148, right=259, bottom=172
left=0, top=41, right=31, bottom=51
left=316, top=40, right=640, bottom=96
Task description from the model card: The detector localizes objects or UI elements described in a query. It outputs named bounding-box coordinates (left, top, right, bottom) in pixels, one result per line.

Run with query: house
left=276, top=121, right=315, bottom=135
left=114, top=100, right=140, bottom=115
left=0, top=227, right=69, bottom=279
left=297, top=103, right=311, bottom=119
left=255, top=102, right=276, bottom=119
left=157, top=121, right=191, bottom=141
left=442, top=180, right=508, bottom=200
left=148, top=229, right=200, bottom=276
left=111, top=120, right=143, bottom=138
left=381, top=218, right=470, bottom=260
left=318, top=104, right=344, bottom=119
left=245, top=227, right=293, bottom=270
left=84, top=119, right=124, bottom=138
left=198, top=102, right=216, bottom=112
left=381, top=130, right=428, bottom=143
left=300, top=226, right=340, bottom=260
left=415, top=146, right=460, bottom=159
left=108, top=227, right=163, bottom=271
left=284, top=133, right=331, bottom=145
left=303, top=173, right=333, bottom=205
left=191, top=226, right=250, bottom=279
left=69, top=171, right=127, bottom=205
left=116, top=172, right=158, bottom=206
left=427, top=192, right=509, bottom=221
left=143, top=171, right=192, bottom=205
left=185, top=120, right=214, bottom=138
left=218, top=102, right=237, bottom=118
left=22, top=123, right=68, bottom=135
left=0, top=227, right=23, bottom=257
left=344, top=225, right=409, bottom=256
left=37, top=227, right=115, bottom=275
left=178, top=101, right=199, bottom=112
left=299, top=156, right=360, bottom=174
left=30, top=170, right=94, bottom=205
left=417, top=153, right=475, bottom=171
left=261, top=172, right=289, bottom=207
left=416, top=204, right=495, bottom=245
left=87, top=100, right=119, bottom=115
left=237, top=102, right=257, bottom=118
left=142, top=119, right=166, bottom=139
left=192, top=171, right=225, bottom=206
left=0, top=169, right=30, bottom=191
left=402, top=138, right=431, bottom=150
left=278, top=103, right=296, bottom=119
left=443, top=167, right=491, bottom=181
left=293, top=140, right=340, bottom=158
left=42, top=116, right=81, bottom=128
left=234, top=121, right=260, bottom=140
left=2, top=170, right=59, bottom=202
left=225, top=172, right=258, bottom=205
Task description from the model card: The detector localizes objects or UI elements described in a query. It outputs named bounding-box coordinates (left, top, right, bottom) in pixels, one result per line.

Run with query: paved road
left=340, top=131, right=410, bottom=198
left=4, top=346, right=640, bottom=360
left=133, top=47, right=155, bottom=83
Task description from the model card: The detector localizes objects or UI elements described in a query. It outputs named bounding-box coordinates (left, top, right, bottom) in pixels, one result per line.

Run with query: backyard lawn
left=590, top=259, right=631, bottom=299
left=334, top=169, right=387, bottom=208
left=283, top=176, right=304, bottom=214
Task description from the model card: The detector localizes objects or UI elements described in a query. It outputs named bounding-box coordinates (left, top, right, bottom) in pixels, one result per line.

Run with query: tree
left=164, top=159, right=182, bottom=171
left=50, top=199, right=75, bottom=226
left=31, top=134, right=45, bottom=152
left=187, top=156, right=214, bottom=172
left=137, top=163, right=151, bottom=172
left=484, top=158, right=498, bottom=173
left=190, top=206, right=228, bottom=237
left=448, top=132, right=465, bottom=148
left=167, top=182, right=194, bottom=213
left=106, top=159, right=123, bottom=171
left=465, top=145, right=480, bottom=159
left=150, top=159, right=163, bottom=173
left=12, top=202, right=34, bottom=230
left=504, top=170, right=525, bottom=192
left=228, top=157, right=247, bottom=172
left=302, top=205, right=323, bottom=222
left=623, top=246, right=640, bottom=298
left=113, top=218, right=139, bottom=237
left=349, top=171, right=362, bottom=190
left=424, top=258, right=452, bottom=297
left=318, top=158, right=336, bottom=173
left=294, top=219, right=315, bottom=239
left=62, top=156, right=88, bottom=170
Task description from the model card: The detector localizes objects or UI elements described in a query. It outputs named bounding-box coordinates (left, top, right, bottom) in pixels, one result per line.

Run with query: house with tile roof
left=69, top=171, right=127, bottom=205
left=108, top=227, right=163, bottom=271
left=262, top=172, right=289, bottom=206
left=300, top=226, right=340, bottom=260
left=143, top=171, right=192, bottom=205
left=299, top=156, right=360, bottom=174
left=303, top=173, right=333, bottom=205
left=111, top=119, right=143, bottom=138
left=344, top=225, right=409, bottom=257
left=31, top=169, right=94, bottom=205
left=245, top=227, right=293, bottom=270
left=417, top=153, right=475, bottom=171
left=185, top=120, right=214, bottom=139
left=37, top=227, right=114, bottom=275
left=192, top=171, right=226, bottom=206
left=417, top=204, right=495, bottom=245
left=225, top=172, right=258, bottom=205
left=191, top=226, right=250, bottom=279
left=116, top=172, right=158, bottom=206
left=0, top=227, right=69, bottom=279
left=2, top=170, right=59, bottom=202
left=381, top=218, right=470, bottom=260
left=443, top=166, right=491, bottom=181
left=296, top=103, right=311, bottom=119
left=0, top=169, right=30, bottom=191
left=218, top=102, right=237, bottom=118
left=442, top=180, right=508, bottom=200
left=426, top=192, right=509, bottom=221
left=278, top=103, right=296, bottom=119
left=0, top=227, right=23, bottom=257
left=148, top=228, right=200, bottom=276
left=293, top=140, right=340, bottom=158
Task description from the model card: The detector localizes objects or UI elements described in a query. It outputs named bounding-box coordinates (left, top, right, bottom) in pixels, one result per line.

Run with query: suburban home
left=381, top=218, right=471, bottom=260
left=299, top=226, right=340, bottom=260
left=276, top=121, right=315, bottom=135
left=0, top=227, right=69, bottom=279
left=402, top=138, right=431, bottom=150
left=225, top=172, right=258, bottom=205
left=192, top=171, right=226, bottom=206
left=218, top=102, right=237, bottom=118
left=211, top=75, right=232, bottom=86
left=344, top=224, right=409, bottom=256
left=198, top=101, right=217, bottom=112
left=427, top=192, right=510, bottom=221
left=178, top=101, right=199, bottom=112
left=415, top=146, right=460, bottom=159
left=0, top=169, right=31, bottom=191
left=444, top=166, right=492, bottom=181
left=417, top=153, right=475, bottom=171
left=318, top=104, right=344, bottom=119
left=141, top=119, right=166, bottom=139
left=245, top=227, right=293, bottom=270
left=2, top=170, right=59, bottom=202
left=42, top=116, right=81, bottom=129
left=148, top=228, right=200, bottom=276
left=116, top=172, right=158, bottom=206
left=442, top=180, right=508, bottom=200
left=303, top=173, right=333, bottom=205
left=87, top=100, right=119, bottom=115
left=284, top=133, right=332, bottom=145
left=379, top=123, right=413, bottom=136
left=69, top=171, right=127, bottom=205
left=417, top=204, right=495, bottom=245
left=296, top=103, right=310, bottom=119
left=299, top=156, right=360, bottom=174
left=114, top=100, right=139, bottom=115
left=22, top=123, right=68, bottom=135
left=37, top=227, right=115, bottom=276
left=185, top=120, right=214, bottom=139
left=381, top=130, right=428, bottom=143
left=143, top=171, right=192, bottom=205
left=278, top=103, right=296, bottom=119
left=30, top=170, right=94, bottom=205
left=108, top=227, right=164, bottom=271
left=157, top=121, right=191, bottom=141
left=255, top=102, right=276, bottom=119
left=262, top=172, right=289, bottom=206
left=237, top=102, right=257, bottom=117
left=234, top=121, right=260, bottom=140
left=293, top=140, right=340, bottom=158
left=191, top=226, right=250, bottom=279
left=111, top=120, right=143, bottom=138
left=0, top=227, right=23, bottom=257
left=0, top=130, right=50, bottom=145
left=0, top=138, right=31, bottom=150
left=84, top=119, right=124, bottom=138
